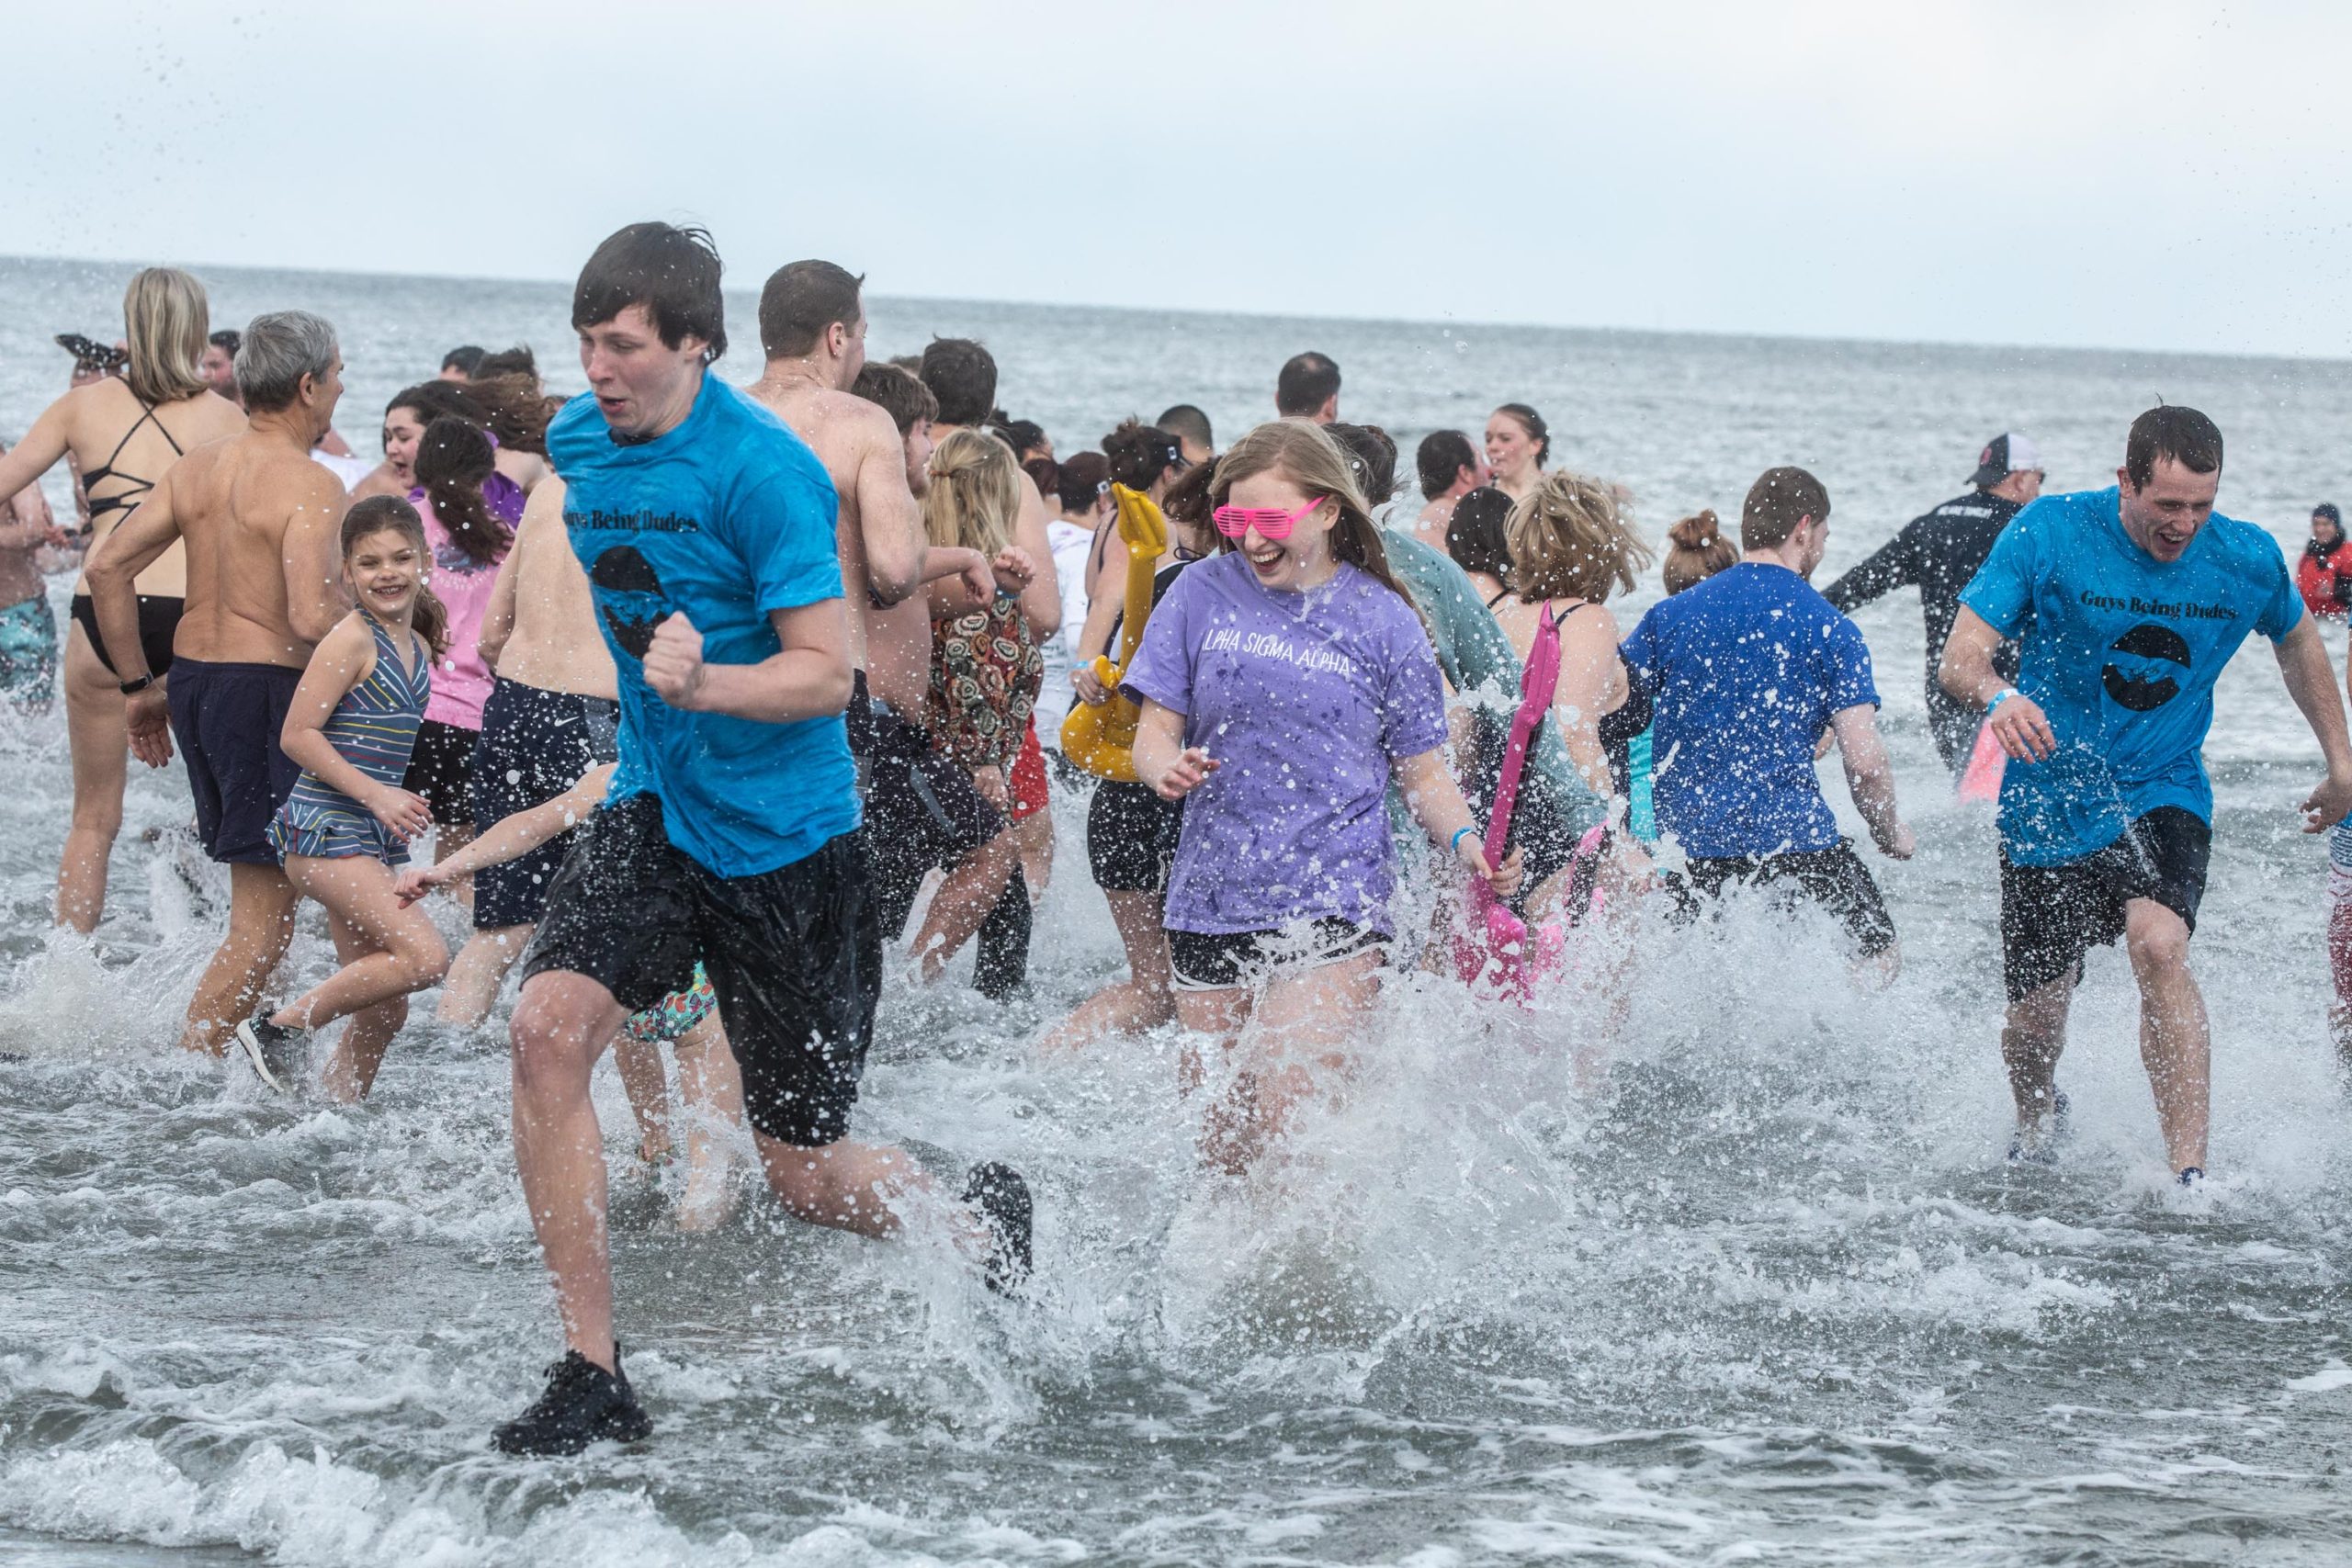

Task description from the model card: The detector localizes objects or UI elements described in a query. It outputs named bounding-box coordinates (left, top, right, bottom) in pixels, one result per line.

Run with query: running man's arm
left=476, top=515, right=526, bottom=671
left=2273, top=615, right=2352, bottom=831
left=1940, top=606, right=2054, bottom=761
left=642, top=599, right=854, bottom=722
left=1820, top=527, right=1917, bottom=614
left=1827, top=704, right=1914, bottom=859
left=398, top=762, right=617, bottom=902
left=853, top=412, right=946, bottom=607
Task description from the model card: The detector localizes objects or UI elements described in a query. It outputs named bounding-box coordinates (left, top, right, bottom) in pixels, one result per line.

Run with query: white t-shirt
left=1041, top=517, right=1099, bottom=742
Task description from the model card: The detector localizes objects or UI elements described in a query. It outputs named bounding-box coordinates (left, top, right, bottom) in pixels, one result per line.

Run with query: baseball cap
left=1970, top=432, right=2042, bottom=489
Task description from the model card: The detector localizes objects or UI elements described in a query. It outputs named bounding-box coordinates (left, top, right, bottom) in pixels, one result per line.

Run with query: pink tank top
left=413, top=487, right=514, bottom=730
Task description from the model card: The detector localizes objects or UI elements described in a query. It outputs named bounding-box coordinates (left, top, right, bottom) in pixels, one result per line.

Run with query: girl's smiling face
left=347, top=526, right=424, bottom=621
left=381, top=407, right=428, bottom=485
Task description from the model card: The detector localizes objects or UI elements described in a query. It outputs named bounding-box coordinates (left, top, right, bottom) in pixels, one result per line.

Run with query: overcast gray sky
left=4, top=0, right=2346, bottom=358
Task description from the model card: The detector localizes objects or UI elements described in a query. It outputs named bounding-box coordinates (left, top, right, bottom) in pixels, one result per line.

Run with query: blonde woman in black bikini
left=0, top=268, right=246, bottom=931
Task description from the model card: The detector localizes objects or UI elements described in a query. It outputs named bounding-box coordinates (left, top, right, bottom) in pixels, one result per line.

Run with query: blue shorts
left=0, top=593, right=57, bottom=710
left=168, top=658, right=303, bottom=866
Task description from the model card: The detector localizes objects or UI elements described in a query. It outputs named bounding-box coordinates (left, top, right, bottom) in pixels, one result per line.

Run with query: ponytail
left=413, top=415, right=511, bottom=564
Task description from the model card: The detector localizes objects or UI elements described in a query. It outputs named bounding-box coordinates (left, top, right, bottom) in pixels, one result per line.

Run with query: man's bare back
left=481, top=477, right=616, bottom=698
left=157, top=430, right=348, bottom=668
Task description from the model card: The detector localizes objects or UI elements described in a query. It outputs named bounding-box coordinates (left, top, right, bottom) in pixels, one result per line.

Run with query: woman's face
left=381, top=407, right=428, bottom=485
left=1485, top=412, right=1541, bottom=483
left=1225, top=468, right=1336, bottom=593
left=347, top=527, right=424, bottom=621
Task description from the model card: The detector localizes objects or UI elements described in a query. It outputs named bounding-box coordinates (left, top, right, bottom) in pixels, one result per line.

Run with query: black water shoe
left=492, top=1344, right=651, bottom=1456
left=962, top=1161, right=1033, bottom=1294
left=232, top=1015, right=303, bottom=1094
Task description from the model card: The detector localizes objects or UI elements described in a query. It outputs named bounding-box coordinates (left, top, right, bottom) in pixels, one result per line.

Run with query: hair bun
left=1668, top=508, right=1721, bottom=547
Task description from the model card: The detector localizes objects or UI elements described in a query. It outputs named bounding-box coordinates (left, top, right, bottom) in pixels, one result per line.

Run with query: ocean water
left=5, top=254, right=2352, bottom=1566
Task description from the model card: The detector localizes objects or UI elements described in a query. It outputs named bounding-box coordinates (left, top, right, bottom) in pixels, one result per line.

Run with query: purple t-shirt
left=1123, top=552, right=1449, bottom=935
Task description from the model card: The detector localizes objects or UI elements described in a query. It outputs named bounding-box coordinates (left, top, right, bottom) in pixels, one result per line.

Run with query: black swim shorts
left=523, top=793, right=881, bottom=1147
left=71, top=592, right=183, bottom=681
left=1166, top=918, right=1389, bottom=992
left=402, top=717, right=479, bottom=829
left=1998, top=807, right=2211, bottom=1001
left=862, top=698, right=1003, bottom=935
left=1086, top=780, right=1182, bottom=895
left=1667, top=840, right=1897, bottom=957
left=166, top=657, right=302, bottom=866
left=469, top=678, right=621, bottom=931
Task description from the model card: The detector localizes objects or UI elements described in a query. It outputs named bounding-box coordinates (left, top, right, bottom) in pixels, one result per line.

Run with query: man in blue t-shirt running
left=492, top=224, right=1032, bottom=1458
left=1942, top=405, right=2352, bottom=1185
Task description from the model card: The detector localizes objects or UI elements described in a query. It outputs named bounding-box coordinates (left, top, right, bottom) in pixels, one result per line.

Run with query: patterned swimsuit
left=269, top=617, right=432, bottom=863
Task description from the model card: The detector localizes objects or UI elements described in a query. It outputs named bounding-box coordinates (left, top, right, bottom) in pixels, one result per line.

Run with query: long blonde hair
left=122, top=267, right=211, bottom=407
left=1507, top=470, right=1651, bottom=603
left=922, top=428, right=1023, bottom=557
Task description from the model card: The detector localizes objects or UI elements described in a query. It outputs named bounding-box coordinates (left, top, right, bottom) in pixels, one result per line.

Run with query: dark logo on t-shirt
left=589, top=546, right=668, bottom=660
left=2100, top=622, right=2190, bottom=711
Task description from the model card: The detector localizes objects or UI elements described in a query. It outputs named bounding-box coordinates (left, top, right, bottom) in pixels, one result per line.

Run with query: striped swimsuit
left=269, top=616, right=432, bottom=864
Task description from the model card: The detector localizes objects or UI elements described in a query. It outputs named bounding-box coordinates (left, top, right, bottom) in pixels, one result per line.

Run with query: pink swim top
left=413, top=485, right=516, bottom=730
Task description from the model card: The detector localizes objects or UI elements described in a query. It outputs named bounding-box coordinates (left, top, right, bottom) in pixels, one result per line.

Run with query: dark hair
left=1021, top=455, right=1059, bottom=502
left=209, top=328, right=241, bottom=355
left=342, top=495, right=449, bottom=659
left=2317, top=502, right=2344, bottom=526
left=440, top=345, right=484, bottom=376
left=571, top=221, right=727, bottom=364
left=1276, top=352, right=1340, bottom=417
left=1741, top=466, right=1831, bottom=551
left=1325, top=422, right=1399, bottom=509
left=1054, top=451, right=1109, bottom=512
left=993, top=418, right=1048, bottom=461
left=851, top=363, right=937, bottom=436
left=385, top=380, right=489, bottom=428
left=1493, top=403, right=1550, bottom=466
left=1415, top=430, right=1478, bottom=501
left=1446, top=486, right=1515, bottom=577
left=920, top=337, right=998, bottom=426
left=465, top=371, right=554, bottom=457
left=413, top=416, right=512, bottom=565
left=2124, top=404, right=2223, bottom=490
left=1663, top=509, right=1739, bottom=594
left=1160, top=458, right=1217, bottom=540
left=1103, top=418, right=1183, bottom=492
left=471, top=345, right=538, bottom=388
left=758, top=260, right=865, bottom=360
left=1157, top=403, right=1214, bottom=454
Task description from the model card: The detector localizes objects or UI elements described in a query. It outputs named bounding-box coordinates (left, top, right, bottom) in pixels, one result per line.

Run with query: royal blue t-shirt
left=546, top=375, right=857, bottom=877
left=1620, top=561, right=1880, bottom=859
left=1958, top=486, right=2301, bottom=866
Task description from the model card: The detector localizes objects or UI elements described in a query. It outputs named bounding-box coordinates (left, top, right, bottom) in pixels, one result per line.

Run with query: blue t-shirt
left=1620, top=561, right=1879, bottom=859
left=1958, top=486, right=2301, bottom=865
left=546, top=375, right=856, bottom=877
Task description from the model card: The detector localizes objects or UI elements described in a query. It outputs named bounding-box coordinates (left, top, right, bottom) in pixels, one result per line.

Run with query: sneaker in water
left=492, top=1345, right=651, bottom=1456
left=2007, top=1089, right=2072, bottom=1166
left=961, top=1161, right=1033, bottom=1294
left=232, top=1015, right=304, bottom=1094
left=2177, top=1166, right=2206, bottom=1189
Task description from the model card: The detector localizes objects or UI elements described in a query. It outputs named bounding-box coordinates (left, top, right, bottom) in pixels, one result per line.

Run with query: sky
left=4, top=0, right=2348, bottom=359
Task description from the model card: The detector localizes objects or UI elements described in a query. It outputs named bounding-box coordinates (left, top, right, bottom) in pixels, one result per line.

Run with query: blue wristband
left=1986, top=687, right=2018, bottom=716
left=1452, top=825, right=1478, bottom=853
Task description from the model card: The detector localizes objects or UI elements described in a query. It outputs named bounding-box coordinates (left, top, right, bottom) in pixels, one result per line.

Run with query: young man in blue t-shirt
left=493, top=224, right=1031, bottom=1457
left=1622, top=467, right=1916, bottom=978
left=1942, top=406, right=2352, bottom=1184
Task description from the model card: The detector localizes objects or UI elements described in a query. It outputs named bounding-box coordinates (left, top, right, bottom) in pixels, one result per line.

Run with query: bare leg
left=180, top=863, right=301, bottom=1056
left=510, top=968, right=630, bottom=1371
left=752, top=1129, right=926, bottom=1236
left=673, top=1015, right=746, bottom=1231
left=1014, top=807, right=1054, bottom=897
left=2124, top=897, right=2209, bottom=1173
left=2327, top=888, right=2352, bottom=1070
left=2004, top=972, right=2074, bottom=1144
left=914, top=829, right=1020, bottom=983
left=1174, top=981, right=1252, bottom=1157
left=1039, top=888, right=1175, bottom=1054
left=438, top=922, right=535, bottom=1026
left=54, top=630, right=127, bottom=933
left=611, top=1032, right=672, bottom=1164
left=1203, top=953, right=1382, bottom=1175
left=273, top=854, right=450, bottom=1033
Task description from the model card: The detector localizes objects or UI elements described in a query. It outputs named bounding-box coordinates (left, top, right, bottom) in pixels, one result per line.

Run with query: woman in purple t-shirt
left=1125, top=421, right=1520, bottom=1171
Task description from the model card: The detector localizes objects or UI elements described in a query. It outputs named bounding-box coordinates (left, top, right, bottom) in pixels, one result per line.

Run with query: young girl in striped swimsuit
left=232, top=495, right=453, bottom=1100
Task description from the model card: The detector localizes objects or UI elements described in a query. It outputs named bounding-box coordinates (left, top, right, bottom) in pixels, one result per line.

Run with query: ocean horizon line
left=6, top=249, right=2343, bottom=375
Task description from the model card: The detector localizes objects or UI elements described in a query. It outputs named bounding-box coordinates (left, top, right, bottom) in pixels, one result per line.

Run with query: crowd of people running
left=5, top=226, right=2352, bottom=1457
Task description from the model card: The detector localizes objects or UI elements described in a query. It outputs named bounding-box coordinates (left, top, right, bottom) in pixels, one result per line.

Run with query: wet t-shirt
left=1123, top=551, right=1448, bottom=934
left=1620, top=561, right=1879, bottom=859
left=1959, top=486, right=2301, bottom=865
left=546, top=376, right=855, bottom=878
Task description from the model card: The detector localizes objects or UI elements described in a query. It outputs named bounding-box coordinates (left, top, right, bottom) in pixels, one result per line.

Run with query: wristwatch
left=119, top=673, right=155, bottom=695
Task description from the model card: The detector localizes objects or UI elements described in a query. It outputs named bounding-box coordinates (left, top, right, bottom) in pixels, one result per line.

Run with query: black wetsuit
left=1822, top=488, right=2023, bottom=772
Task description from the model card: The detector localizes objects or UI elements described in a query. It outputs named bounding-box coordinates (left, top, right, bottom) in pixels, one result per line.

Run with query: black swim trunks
left=1086, top=780, right=1182, bottom=895
left=166, top=657, right=302, bottom=866
left=70, top=592, right=182, bottom=680
left=1166, top=918, right=1389, bottom=991
left=1998, top=806, right=2211, bottom=1001
left=1666, top=840, right=1897, bottom=956
left=469, top=677, right=621, bottom=931
left=524, top=793, right=881, bottom=1147
left=862, top=697, right=1004, bottom=935
left=402, top=717, right=479, bottom=829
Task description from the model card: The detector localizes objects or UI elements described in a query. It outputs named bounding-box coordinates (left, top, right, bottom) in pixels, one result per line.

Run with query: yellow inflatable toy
left=1057, top=481, right=1170, bottom=782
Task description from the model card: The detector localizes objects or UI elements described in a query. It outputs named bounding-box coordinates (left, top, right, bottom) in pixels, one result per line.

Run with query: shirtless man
left=85, top=310, right=348, bottom=1059
left=435, top=473, right=623, bottom=1023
